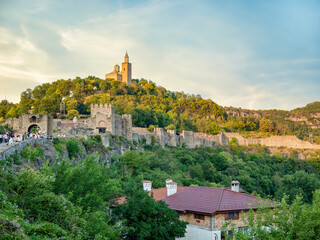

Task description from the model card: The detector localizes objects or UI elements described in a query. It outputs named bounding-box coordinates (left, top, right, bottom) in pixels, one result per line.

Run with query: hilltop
left=1, top=76, right=320, bottom=143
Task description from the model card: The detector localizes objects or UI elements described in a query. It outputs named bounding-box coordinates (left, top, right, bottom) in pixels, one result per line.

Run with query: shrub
left=66, top=138, right=80, bottom=159
left=67, top=109, right=79, bottom=120
left=20, top=146, right=44, bottom=162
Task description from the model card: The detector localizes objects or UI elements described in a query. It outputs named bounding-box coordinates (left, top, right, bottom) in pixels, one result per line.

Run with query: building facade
left=105, top=52, right=132, bottom=85
left=117, top=180, right=272, bottom=240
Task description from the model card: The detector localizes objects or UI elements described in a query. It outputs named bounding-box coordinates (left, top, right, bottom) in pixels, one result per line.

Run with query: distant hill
left=225, top=102, right=320, bottom=143
left=0, top=76, right=319, bottom=143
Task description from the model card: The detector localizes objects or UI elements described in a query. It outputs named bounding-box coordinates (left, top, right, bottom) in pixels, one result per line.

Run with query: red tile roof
left=116, top=186, right=187, bottom=205
left=167, top=182, right=177, bottom=185
left=223, top=187, right=246, bottom=193
left=162, top=186, right=273, bottom=214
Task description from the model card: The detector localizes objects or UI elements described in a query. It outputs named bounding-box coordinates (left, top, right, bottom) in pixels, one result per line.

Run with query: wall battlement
left=90, top=104, right=114, bottom=116
left=5, top=104, right=320, bottom=151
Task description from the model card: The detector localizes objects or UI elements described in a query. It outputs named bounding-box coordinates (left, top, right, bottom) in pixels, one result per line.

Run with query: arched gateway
left=27, top=124, right=41, bottom=133
left=1, top=114, right=53, bottom=137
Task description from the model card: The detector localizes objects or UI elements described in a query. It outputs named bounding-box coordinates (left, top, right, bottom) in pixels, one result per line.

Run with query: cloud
left=0, top=26, right=59, bottom=102
left=0, top=0, right=319, bottom=111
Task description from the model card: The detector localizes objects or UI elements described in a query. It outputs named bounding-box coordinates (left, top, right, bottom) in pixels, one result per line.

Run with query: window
left=239, top=228, right=248, bottom=234
left=31, top=116, right=37, bottom=122
left=225, top=212, right=239, bottom=220
left=194, top=214, right=205, bottom=220
left=98, top=128, right=106, bottom=133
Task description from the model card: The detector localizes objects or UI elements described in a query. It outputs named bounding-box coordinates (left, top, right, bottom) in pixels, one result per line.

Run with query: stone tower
left=121, top=52, right=132, bottom=85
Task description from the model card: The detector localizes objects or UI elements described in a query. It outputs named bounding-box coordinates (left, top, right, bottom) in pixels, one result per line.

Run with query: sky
left=0, top=0, right=319, bottom=110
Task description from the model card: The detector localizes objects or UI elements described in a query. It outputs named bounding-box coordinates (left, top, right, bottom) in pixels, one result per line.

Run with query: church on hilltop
left=105, top=52, right=132, bottom=85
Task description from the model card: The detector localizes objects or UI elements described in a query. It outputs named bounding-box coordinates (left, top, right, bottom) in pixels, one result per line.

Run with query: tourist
left=8, top=137, right=14, bottom=145
left=4, top=134, right=8, bottom=143
left=0, top=133, right=3, bottom=144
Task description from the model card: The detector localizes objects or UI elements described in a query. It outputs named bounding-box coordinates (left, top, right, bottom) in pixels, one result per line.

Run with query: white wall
left=177, top=225, right=221, bottom=240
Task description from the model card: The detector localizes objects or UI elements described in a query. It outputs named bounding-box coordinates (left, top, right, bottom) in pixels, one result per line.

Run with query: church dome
left=114, top=64, right=120, bottom=72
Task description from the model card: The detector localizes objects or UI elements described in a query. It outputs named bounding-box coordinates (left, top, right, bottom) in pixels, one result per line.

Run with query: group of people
left=0, top=132, right=46, bottom=145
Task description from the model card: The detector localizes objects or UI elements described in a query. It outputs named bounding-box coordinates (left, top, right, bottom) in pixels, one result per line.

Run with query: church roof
left=106, top=70, right=121, bottom=75
left=125, top=52, right=129, bottom=58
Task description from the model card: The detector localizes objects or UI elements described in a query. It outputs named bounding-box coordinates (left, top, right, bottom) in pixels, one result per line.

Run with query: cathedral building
left=105, top=52, right=132, bottom=85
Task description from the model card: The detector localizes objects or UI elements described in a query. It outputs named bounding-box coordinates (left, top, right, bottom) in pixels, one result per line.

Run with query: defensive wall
left=2, top=104, right=320, bottom=150
left=52, top=104, right=132, bottom=140
left=132, top=128, right=320, bottom=150
left=3, top=114, right=53, bottom=136
left=0, top=138, right=49, bottom=161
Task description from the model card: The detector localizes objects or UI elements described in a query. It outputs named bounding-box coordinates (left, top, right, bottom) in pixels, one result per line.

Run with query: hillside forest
left=1, top=136, right=320, bottom=239
left=1, top=77, right=320, bottom=143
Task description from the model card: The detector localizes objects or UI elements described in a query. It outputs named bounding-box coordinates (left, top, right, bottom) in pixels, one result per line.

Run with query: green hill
left=1, top=76, right=320, bottom=143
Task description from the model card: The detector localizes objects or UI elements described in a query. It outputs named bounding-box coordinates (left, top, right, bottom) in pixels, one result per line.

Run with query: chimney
left=166, top=179, right=173, bottom=188
left=231, top=180, right=240, bottom=192
left=167, top=182, right=177, bottom=196
left=143, top=180, right=152, bottom=192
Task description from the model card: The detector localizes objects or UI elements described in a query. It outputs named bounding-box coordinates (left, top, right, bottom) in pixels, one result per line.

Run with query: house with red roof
left=116, top=180, right=272, bottom=240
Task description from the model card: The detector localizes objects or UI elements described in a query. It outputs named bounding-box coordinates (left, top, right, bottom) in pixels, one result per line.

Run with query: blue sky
left=0, top=0, right=319, bottom=110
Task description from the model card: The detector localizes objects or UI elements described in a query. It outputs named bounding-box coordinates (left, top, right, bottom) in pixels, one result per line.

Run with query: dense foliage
left=225, top=104, right=320, bottom=143
left=0, top=77, right=225, bottom=135
left=1, top=136, right=320, bottom=238
left=0, top=124, right=13, bottom=134
left=112, top=187, right=187, bottom=240
left=0, top=139, right=188, bottom=239
left=223, top=190, right=320, bottom=240
left=1, top=76, right=319, bottom=141
left=0, top=154, right=121, bottom=239
left=107, top=141, right=320, bottom=204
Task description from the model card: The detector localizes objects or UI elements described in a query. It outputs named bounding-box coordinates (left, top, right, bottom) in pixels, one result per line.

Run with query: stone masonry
left=3, top=114, right=53, bottom=136
left=3, top=104, right=320, bottom=150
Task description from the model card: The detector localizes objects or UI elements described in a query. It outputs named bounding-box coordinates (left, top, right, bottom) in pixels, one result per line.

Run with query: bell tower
left=121, top=51, right=132, bottom=85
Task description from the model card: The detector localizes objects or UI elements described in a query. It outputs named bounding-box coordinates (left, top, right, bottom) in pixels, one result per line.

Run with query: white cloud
left=0, top=26, right=59, bottom=102
left=0, top=0, right=318, bottom=111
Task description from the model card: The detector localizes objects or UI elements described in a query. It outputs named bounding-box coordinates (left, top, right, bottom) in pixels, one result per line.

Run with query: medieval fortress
left=3, top=103, right=320, bottom=150
left=2, top=52, right=320, bottom=151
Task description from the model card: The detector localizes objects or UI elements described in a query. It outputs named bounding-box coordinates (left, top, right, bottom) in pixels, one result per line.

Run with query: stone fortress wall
left=3, top=114, right=53, bottom=136
left=52, top=104, right=132, bottom=140
left=0, top=138, right=49, bottom=160
left=131, top=127, right=320, bottom=150
left=3, top=104, right=320, bottom=150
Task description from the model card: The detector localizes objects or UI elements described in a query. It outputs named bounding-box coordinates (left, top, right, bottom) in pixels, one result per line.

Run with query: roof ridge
left=223, top=188, right=263, bottom=199
left=215, top=188, right=224, bottom=214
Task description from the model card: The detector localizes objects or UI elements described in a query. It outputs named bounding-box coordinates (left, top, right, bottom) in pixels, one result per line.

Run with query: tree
left=259, top=118, right=274, bottom=132
left=0, top=100, right=14, bottom=118
left=223, top=190, right=320, bottom=240
left=113, top=189, right=187, bottom=240
left=275, top=170, right=320, bottom=203
left=67, top=109, right=79, bottom=120
left=52, top=155, right=120, bottom=211
left=6, top=105, right=20, bottom=118
left=99, top=81, right=111, bottom=93
left=66, top=99, right=78, bottom=112
left=19, top=88, right=33, bottom=114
